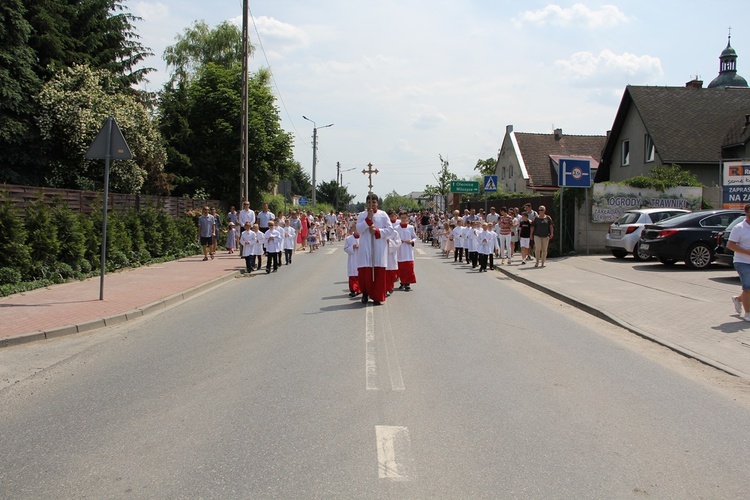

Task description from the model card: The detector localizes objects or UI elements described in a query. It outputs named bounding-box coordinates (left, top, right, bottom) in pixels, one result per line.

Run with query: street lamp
left=336, top=163, right=356, bottom=212
left=302, top=116, right=333, bottom=206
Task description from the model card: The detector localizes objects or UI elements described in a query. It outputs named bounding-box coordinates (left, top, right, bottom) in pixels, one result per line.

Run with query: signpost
left=85, top=117, right=132, bottom=300
left=557, top=158, right=592, bottom=256
left=450, top=180, right=479, bottom=194
left=483, top=175, right=498, bottom=213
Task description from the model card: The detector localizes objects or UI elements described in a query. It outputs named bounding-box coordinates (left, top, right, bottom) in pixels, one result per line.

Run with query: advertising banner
left=722, top=161, right=750, bottom=209
left=591, top=184, right=702, bottom=223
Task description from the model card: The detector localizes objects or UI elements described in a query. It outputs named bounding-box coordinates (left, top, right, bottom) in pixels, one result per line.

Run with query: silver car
left=606, top=208, right=690, bottom=260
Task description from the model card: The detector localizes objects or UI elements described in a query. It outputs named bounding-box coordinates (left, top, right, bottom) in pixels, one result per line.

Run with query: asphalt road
left=2, top=242, right=750, bottom=498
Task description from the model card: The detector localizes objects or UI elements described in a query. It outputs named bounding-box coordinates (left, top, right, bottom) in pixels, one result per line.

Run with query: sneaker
left=743, top=313, right=750, bottom=322
left=733, top=296, right=743, bottom=314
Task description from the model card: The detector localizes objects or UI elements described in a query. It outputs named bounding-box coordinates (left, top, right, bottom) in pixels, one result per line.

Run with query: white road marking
left=375, top=426, right=412, bottom=481
left=415, top=248, right=426, bottom=255
left=325, top=248, right=337, bottom=255
left=382, top=304, right=405, bottom=391
left=365, top=306, right=378, bottom=390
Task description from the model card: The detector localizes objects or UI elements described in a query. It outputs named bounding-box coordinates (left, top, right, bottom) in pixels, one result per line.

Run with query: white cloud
left=228, top=15, right=309, bottom=55
left=132, top=1, right=169, bottom=22
left=412, top=109, right=448, bottom=130
left=554, top=49, right=663, bottom=83
left=514, top=3, right=630, bottom=29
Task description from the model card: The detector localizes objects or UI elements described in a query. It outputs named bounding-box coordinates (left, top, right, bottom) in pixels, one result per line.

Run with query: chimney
left=554, top=128, right=562, bottom=141
left=685, top=78, right=703, bottom=89
left=506, top=125, right=514, bottom=134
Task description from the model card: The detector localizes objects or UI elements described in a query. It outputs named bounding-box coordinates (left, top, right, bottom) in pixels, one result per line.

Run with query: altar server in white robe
left=356, top=193, right=395, bottom=305
left=385, top=211, right=402, bottom=296
left=282, top=223, right=296, bottom=265
left=343, top=227, right=361, bottom=297
left=395, top=210, right=417, bottom=290
left=264, top=221, right=283, bottom=273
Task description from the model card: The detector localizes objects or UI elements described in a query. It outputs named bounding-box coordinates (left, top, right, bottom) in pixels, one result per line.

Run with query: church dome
left=707, top=34, right=748, bottom=89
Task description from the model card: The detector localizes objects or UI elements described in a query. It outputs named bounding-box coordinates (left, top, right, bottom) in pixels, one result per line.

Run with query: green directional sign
left=450, top=180, right=480, bottom=194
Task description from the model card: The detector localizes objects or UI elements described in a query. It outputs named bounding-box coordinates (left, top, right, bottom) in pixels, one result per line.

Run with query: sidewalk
left=495, top=254, right=750, bottom=379
left=0, top=253, right=243, bottom=347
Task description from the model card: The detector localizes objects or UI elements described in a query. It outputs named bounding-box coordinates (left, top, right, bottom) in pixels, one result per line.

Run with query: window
left=621, top=140, right=630, bottom=166
left=502, top=167, right=506, bottom=180
left=644, top=135, right=655, bottom=162
left=509, top=165, right=513, bottom=178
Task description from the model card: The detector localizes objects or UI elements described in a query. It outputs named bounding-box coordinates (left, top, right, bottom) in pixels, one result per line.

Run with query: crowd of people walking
left=198, top=200, right=553, bottom=300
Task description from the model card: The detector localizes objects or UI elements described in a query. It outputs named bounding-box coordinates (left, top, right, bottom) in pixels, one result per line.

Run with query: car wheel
left=658, top=257, right=677, bottom=266
left=685, top=242, right=713, bottom=270
left=611, top=249, right=628, bottom=259
left=633, top=243, right=651, bottom=261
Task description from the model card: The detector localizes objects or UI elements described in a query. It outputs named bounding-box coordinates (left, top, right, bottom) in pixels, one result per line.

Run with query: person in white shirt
left=343, top=227, right=361, bottom=297
left=452, top=219, right=464, bottom=262
left=282, top=222, right=296, bottom=265
left=395, top=210, right=417, bottom=290
left=257, top=203, right=275, bottom=233
left=263, top=221, right=282, bottom=273
left=238, top=201, right=256, bottom=232
left=466, top=220, right=480, bottom=268
left=728, top=204, right=750, bottom=320
left=239, top=222, right=257, bottom=272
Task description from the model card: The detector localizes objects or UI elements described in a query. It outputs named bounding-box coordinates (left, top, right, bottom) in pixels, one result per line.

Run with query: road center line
left=375, top=425, right=412, bottom=481
left=365, top=305, right=378, bottom=390
left=382, top=304, right=405, bottom=391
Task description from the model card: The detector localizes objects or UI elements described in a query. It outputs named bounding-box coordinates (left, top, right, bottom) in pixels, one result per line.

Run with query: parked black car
left=715, top=214, right=746, bottom=267
left=639, top=209, right=744, bottom=269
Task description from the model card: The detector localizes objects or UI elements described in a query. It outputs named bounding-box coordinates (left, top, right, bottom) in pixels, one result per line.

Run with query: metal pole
left=240, top=0, right=249, bottom=203
left=311, top=126, right=318, bottom=206
left=336, top=161, right=340, bottom=212
left=99, top=117, right=113, bottom=301
left=559, top=188, right=564, bottom=256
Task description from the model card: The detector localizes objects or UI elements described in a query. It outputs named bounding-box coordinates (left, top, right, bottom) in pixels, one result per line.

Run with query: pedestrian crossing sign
left=484, top=175, right=498, bottom=193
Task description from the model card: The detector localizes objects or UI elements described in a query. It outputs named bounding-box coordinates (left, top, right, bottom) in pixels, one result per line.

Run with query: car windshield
left=615, top=212, right=641, bottom=224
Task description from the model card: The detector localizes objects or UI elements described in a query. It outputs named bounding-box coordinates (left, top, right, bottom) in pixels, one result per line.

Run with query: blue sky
left=131, top=0, right=748, bottom=203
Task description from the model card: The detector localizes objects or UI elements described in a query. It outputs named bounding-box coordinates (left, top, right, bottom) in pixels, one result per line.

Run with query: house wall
left=495, top=130, right=529, bottom=194
left=608, top=109, right=663, bottom=182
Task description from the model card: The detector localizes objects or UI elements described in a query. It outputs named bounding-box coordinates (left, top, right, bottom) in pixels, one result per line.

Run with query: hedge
left=0, top=198, right=200, bottom=297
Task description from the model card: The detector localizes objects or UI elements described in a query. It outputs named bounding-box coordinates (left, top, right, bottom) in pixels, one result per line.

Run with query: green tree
left=24, top=200, right=59, bottom=266
left=163, top=20, right=247, bottom=87
left=25, top=0, right=151, bottom=86
left=160, top=64, right=294, bottom=204
left=52, top=202, right=86, bottom=269
left=0, top=199, right=31, bottom=273
left=474, top=157, right=497, bottom=176
left=316, top=179, right=354, bottom=209
left=621, top=164, right=703, bottom=191
left=36, top=64, right=168, bottom=194
left=0, top=0, right=43, bottom=184
left=381, top=191, right=420, bottom=213
left=287, top=162, right=311, bottom=198
left=423, top=154, right=457, bottom=206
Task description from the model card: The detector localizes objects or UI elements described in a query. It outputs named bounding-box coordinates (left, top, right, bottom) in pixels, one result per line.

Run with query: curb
left=495, top=267, right=750, bottom=380
left=0, top=270, right=241, bottom=349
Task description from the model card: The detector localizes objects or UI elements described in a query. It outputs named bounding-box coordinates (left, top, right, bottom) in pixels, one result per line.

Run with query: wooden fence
left=0, top=183, right=225, bottom=218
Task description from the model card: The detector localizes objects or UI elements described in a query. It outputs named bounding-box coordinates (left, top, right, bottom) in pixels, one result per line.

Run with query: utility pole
left=335, top=161, right=340, bottom=212
left=302, top=116, right=333, bottom=207
left=239, top=0, right=249, bottom=203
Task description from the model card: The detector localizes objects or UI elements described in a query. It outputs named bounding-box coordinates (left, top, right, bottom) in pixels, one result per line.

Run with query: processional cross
left=362, top=163, right=379, bottom=194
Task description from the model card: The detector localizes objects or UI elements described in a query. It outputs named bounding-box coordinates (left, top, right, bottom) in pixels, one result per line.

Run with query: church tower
left=707, top=31, right=749, bottom=88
